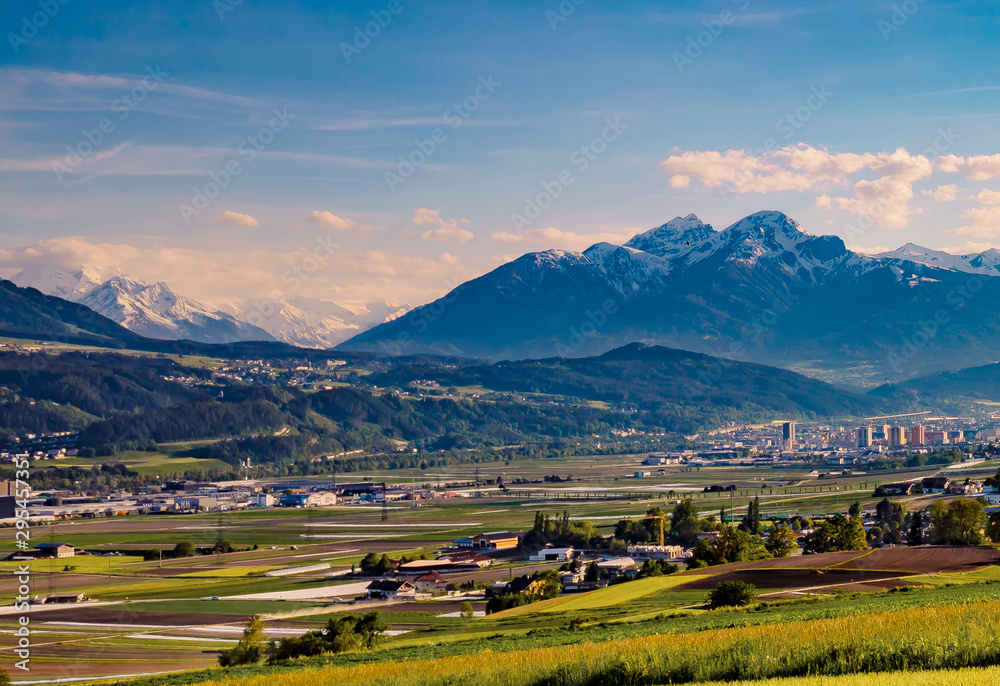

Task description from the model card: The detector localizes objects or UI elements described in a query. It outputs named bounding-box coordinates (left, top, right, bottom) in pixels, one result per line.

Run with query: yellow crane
left=623, top=513, right=666, bottom=546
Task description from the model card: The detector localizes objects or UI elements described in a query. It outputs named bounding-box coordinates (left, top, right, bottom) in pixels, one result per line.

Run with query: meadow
left=108, top=588, right=1000, bottom=686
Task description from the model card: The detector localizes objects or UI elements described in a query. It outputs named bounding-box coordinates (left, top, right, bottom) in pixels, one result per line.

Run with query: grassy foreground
left=703, top=666, right=1000, bottom=685
left=149, top=597, right=1000, bottom=686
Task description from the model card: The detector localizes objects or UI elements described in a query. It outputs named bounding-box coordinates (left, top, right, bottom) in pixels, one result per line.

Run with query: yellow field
left=182, top=597, right=1000, bottom=686
left=701, top=666, right=1000, bottom=685
left=486, top=574, right=708, bottom=619
left=0, top=555, right=145, bottom=572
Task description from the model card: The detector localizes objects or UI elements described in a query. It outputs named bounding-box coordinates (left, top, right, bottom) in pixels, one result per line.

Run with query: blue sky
left=2, top=0, right=999, bottom=307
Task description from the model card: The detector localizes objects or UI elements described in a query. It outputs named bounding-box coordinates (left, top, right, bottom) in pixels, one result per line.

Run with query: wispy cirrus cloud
left=0, top=67, right=258, bottom=112
left=0, top=142, right=388, bottom=182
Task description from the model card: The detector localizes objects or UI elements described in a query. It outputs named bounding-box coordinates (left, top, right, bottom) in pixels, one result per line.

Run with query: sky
left=2, top=0, right=1000, bottom=310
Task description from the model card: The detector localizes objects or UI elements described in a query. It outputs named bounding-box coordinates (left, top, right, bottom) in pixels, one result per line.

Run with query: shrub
left=218, top=615, right=265, bottom=667
left=708, top=580, right=757, bottom=609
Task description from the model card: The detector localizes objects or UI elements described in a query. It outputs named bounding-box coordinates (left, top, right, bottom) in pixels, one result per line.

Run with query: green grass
left=0, top=555, right=145, bottom=572
left=174, top=567, right=278, bottom=578
left=487, top=575, right=711, bottom=619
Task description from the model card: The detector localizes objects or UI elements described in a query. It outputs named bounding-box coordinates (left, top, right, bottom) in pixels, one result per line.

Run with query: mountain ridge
left=340, top=210, right=1000, bottom=383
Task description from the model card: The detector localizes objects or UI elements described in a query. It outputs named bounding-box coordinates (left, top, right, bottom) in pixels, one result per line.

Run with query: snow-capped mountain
left=235, top=296, right=409, bottom=349
left=341, top=210, right=1000, bottom=382
left=11, top=265, right=405, bottom=348
left=875, top=243, right=1000, bottom=277
left=11, top=265, right=104, bottom=300
left=76, top=276, right=275, bottom=344
left=623, top=213, right=716, bottom=259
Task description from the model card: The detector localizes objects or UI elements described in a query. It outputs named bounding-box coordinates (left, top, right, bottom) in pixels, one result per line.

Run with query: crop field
left=109, top=588, right=1000, bottom=686
left=4, top=457, right=998, bottom=684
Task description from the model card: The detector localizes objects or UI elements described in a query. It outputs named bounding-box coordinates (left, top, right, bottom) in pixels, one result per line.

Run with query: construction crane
left=623, top=513, right=666, bottom=546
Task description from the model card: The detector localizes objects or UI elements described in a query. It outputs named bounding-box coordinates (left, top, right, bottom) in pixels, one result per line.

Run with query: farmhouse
left=597, top=557, right=637, bottom=573
left=529, top=547, right=575, bottom=562
left=413, top=571, right=447, bottom=592
left=880, top=482, right=914, bottom=496
left=41, top=592, right=86, bottom=604
left=455, top=531, right=521, bottom=551
left=948, top=481, right=982, bottom=495
left=279, top=492, right=337, bottom=508
left=398, top=559, right=482, bottom=575
left=33, top=543, right=75, bottom=558
left=365, top=579, right=416, bottom=600
left=921, top=477, right=951, bottom=493
left=627, top=544, right=685, bottom=560
left=436, top=550, right=492, bottom=567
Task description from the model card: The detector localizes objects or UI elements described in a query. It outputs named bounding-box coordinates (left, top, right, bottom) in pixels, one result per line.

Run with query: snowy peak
left=875, top=244, right=1000, bottom=276
left=77, top=277, right=274, bottom=344
left=679, top=210, right=847, bottom=281
left=624, top=214, right=715, bottom=258
left=236, top=296, right=411, bottom=349
left=725, top=210, right=812, bottom=239
left=11, top=265, right=103, bottom=300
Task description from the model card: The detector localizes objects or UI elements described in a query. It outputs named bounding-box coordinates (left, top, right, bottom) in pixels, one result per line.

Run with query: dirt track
left=676, top=568, right=903, bottom=590
left=830, top=546, right=1000, bottom=573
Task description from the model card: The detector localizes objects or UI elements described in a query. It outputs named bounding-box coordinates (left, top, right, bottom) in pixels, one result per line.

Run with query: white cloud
left=306, top=211, right=356, bottom=231
left=951, top=206, right=1000, bottom=238
left=921, top=184, right=959, bottom=202
left=661, top=144, right=960, bottom=229
left=976, top=189, right=1000, bottom=205
left=949, top=189, right=1000, bottom=238
left=949, top=154, right=1000, bottom=181
left=215, top=210, right=260, bottom=227
left=0, top=236, right=479, bottom=309
left=413, top=208, right=474, bottom=243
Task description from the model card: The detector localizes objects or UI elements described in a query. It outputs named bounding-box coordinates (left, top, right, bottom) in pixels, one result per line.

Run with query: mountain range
left=9, top=210, right=1000, bottom=384
left=11, top=266, right=408, bottom=348
left=340, top=211, right=1000, bottom=384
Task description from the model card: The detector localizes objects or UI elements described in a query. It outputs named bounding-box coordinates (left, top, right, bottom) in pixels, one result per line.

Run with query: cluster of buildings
left=856, top=421, right=993, bottom=449
left=690, top=412, right=1000, bottom=464
left=0, top=431, right=79, bottom=461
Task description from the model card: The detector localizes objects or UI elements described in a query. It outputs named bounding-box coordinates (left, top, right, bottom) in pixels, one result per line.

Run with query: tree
left=804, top=515, right=867, bottom=554
left=219, top=615, right=265, bottom=666
left=930, top=499, right=986, bottom=545
left=0, top=669, right=10, bottom=686
left=987, top=511, right=1000, bottom=544
left=875, top=498, right=906, bottom=527
left=353, top=610, right=390, bottom=649
left=670, top=499, right=698, bottom=531
left=359, top=553, right=392, bottom=576
left=171, top=540, right=194, bottom=558
left=741, top=496, right=762, bottom=535
left=529, top=570, right=562, bottom=600
left=585, top=560, right=600, bottom=582
left=459, top=601, right=475, bottom=620
left=213, top=538, right=234, bottom=554
left=690, top=527, right=770, bottom=567
left=269, top=611, right=389, bottom=662
left=638, top=559, right=678, bottom=578
left=765, top=525, right=798, bottom=558
left=908, top=512, right=923, bottom=546
left=848, top=501, right=862, bottom=519
left=708, top=581, right=757, bottom=609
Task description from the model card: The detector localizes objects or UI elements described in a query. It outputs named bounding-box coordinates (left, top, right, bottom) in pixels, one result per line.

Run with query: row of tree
left=219, top=612, right=389, bottom=666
